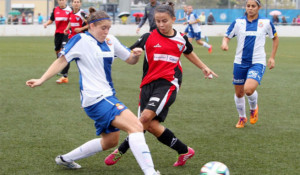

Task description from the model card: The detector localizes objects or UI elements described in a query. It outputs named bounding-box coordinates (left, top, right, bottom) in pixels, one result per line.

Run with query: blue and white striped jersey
left=187, top=12, right=201, bottom=33
left=60, top=32, right=130, bottom=107
left=225, top=15, right=277, bottom=66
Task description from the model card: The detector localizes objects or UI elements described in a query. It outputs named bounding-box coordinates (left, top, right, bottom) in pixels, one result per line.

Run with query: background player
left=105, top=2, right=218, bottom=167
left=44, top=0, right=71, bottom=84
left=27, top=10, right=159, bottom=175
left=221, top=0, right=279, bottom=128
left=185, top=5, right=212, bottom=53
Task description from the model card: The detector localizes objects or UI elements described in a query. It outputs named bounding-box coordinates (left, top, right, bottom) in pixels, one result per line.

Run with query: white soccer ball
left=200, top=161, right=229, bottom=175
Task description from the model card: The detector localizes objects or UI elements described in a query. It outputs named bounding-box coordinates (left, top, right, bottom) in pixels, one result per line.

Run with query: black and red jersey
left=130, top=29, right=193, bottom=88
left=50, top=6, right=72, bottom=34
left=68, top=9, right=86, bottom=39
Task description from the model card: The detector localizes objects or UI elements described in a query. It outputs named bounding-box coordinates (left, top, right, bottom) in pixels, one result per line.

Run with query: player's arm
left=189, top=18, right=200, bottom=25
left=64, top=22, right=71, bottom=35
left=44, top=8, right=55, bottom=28
left=125, top=48, right=143, bottom=65
left=74, top=25, right=88, bottom=33
left=184, top=52, right=218, bottom=79
left=268, top=35, right=279, bottom=69
left=137, top=7, right=148, bottom=33
left=26, top=57, right=68, bottom=88
left=221, top=37, right=230, bottom=51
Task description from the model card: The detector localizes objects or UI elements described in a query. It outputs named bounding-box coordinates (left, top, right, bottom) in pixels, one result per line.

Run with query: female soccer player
left=56, top=0, right=88, bottom=84
left=26, top=10, right=159, bottom=175
left=185, top=5, right=212, bottom=53
left=105, top=2, right=218, bottom=167
left=221, top=0, right=279, bottom=128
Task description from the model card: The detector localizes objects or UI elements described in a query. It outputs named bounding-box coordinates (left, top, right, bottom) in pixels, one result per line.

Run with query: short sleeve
left=183, top=35, right=193, bottom=54
left=129, top=33, right=150, bottom=50
left=268, top=21, right=277, bottom=38
left=111, top=35, right=131, bottom=61
left=225, top=20, right=237, bottom=38
left=60, top=34, right=83, bottom=62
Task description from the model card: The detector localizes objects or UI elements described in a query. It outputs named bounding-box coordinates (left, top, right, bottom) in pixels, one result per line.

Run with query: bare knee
left=101, top=138, right=119, bottom=150
left=244, top=88, right=255, bottom=96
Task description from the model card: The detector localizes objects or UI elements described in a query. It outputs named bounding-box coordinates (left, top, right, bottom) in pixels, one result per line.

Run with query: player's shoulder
left=64, top=6, right=72, bottom=12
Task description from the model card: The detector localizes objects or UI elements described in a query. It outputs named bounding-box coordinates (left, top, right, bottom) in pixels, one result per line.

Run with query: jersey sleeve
left=129, top=33, right=150, bottom=50
left=267, top=21, right=277, bottom=38
left=111, top=35, right=131, bottom=61
left=225, top=20, right=237, bottom=38
left=50, top=8, right=55, bottom=21
left=60, top=34, right=83, bottom=62
left=183, top=35, right=193, bottom=54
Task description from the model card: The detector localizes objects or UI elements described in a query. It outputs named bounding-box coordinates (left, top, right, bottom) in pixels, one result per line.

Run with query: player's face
left=155, top=12, right=175, bottom=36
left=187, top=6, right=193, bottom=14
left=246, top=0, right=260, bottom=17
left=91, top=20, right=111, bottom=42
left=57, top=0, right=67, bottom=8
left=72, top=0, right=81, bottom=10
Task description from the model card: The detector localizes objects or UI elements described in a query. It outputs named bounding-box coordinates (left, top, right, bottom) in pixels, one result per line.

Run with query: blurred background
left=1, top=0, right=300, bottom=25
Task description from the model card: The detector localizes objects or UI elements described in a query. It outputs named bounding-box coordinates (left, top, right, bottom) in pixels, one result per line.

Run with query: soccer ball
left=200, top=161, right=229, bottom=175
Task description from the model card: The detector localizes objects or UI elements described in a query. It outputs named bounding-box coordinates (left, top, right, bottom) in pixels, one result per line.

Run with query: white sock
left=202, top=42, right=211, bottom=49
left=128, top=132, right=156, bottom=175
left=247, top=90, right=258, bottom=110
left=234, top=94, right=246, bottom=117
left=62, top=138, right=102, bottom=162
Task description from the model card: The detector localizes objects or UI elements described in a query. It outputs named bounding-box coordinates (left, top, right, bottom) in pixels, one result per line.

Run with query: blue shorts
left=184, top=26, right=189, bottom=33
left=187, top=31, right=201, bottom=40
left=84, top=96, right=127, bottom=135
left=233, top=63, right=266, bottom=85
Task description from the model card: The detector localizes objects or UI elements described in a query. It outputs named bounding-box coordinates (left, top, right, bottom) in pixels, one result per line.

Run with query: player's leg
left=233, top=64, right=248, bottom=128
left=56, top=35, right=70, bottom=84
left=195, top=32, right=212, bottom=53
left=147, top=120, right=195, bottom=167
left=111, top=109, right=157, bottom=175
left=245, top=64, right=265, bottom=124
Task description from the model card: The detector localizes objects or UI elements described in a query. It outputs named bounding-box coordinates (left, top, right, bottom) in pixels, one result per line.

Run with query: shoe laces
left=112, top=151, right=122, bottom=161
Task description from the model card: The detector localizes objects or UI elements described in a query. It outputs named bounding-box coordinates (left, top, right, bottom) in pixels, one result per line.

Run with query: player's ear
left=172, top=17, right=176, bottom=22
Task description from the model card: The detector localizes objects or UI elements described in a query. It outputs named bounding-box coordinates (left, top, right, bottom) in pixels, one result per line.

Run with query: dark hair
left=89, top=7, right=96, bottom=14
left=155, top=2, right=175, bottom=17
left=87, top=10, right=110, bottom=26
left=247, top=0, right=261, bottom=6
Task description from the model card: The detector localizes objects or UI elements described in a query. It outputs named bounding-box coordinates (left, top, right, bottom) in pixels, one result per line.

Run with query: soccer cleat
left=173, top=147, right=195, bottom=167
left=236, top=117, right=247, bottom=128
left=208, top=46, right=213, bottom=54
left=205, top=36, right=209, bottom=43
left=55, top=155, right=81, bottom=169
left=250, top=104, right=259, bottom=124
left=104, top=149, right=123, bottom=166
left=56, top=77, right=68, bottom=84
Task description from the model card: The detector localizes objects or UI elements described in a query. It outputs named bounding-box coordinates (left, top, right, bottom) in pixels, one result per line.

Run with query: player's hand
left=221, top=43, right=229, bottom=51
left=64, top=29, right=69, bottom=35
left=131, top=48, right=143, bottom=57
left=26, top=79, right=43, bottom=88
left=43, top=23, right=47, bottom=28
left=136, top=28, right=140, bottom=34
left=74, top=28, right=81, bottom=33
left=183, top=22, right=187, bottom=25
left=267, top=57, right=275, bottom=69
left=202, top=67, right=218, bottom=79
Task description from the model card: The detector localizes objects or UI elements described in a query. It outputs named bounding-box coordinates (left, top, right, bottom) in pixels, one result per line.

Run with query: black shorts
left=54, top=33, right=69, bottom=51
left=139, top=79, right=178, bottom=122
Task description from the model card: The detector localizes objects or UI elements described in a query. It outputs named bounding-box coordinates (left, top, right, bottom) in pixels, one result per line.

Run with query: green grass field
left=0, top=36, right=299, bottom=175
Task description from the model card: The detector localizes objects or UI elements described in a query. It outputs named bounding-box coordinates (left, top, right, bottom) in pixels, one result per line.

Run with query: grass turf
left=0, top=36, right=299, bottom=175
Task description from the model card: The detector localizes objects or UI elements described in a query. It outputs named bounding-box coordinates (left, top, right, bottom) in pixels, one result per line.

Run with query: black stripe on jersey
left=129, top=33, right=150, bottom=50
left=182, top=35, right=193, bottom=54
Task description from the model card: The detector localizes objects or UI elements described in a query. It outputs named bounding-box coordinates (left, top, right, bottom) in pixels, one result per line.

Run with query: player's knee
left=139, top=114, right=152, bottom=126
left=102, top=139, right=119, bottom=150
left=245, top=88, right=255, bottom=96
left=236, top=92, right=244, bottom=98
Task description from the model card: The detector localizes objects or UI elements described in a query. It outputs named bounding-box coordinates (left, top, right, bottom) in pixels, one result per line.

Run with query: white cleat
left=55, top=155, right=81, bottom=169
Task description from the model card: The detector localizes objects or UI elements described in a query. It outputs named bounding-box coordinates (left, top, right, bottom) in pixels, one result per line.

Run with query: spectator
left=297, top=15, right=300, bottom=25
left=0, top=14, right=6, bottom=24
left=292, top=18, right=297, bottom=25
left=272, top=15, right=279, bottom=25
left=207, top=12, right=216, bottom=25
left=38, top=13, right=43, bottom=24
left=281, top=16, right=287, bottom=25
left=7, top=15, right=12, bottom=24
left=27, top=13, right=33, bottom=24
left=12, top=16, right=19, bottom=25
left=21, top=13, right=27, bottom=25
left=135, top=16, right=141, bottom=25
left=199, top=12, right=206, bottom=25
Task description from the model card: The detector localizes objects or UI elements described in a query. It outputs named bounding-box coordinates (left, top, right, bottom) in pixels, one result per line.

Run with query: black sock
left=118, top=136, right=129, bottom=154
left=157, top=128, right=188, bottom=154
